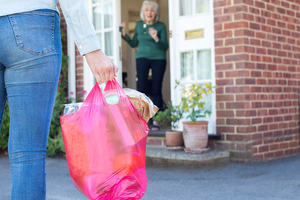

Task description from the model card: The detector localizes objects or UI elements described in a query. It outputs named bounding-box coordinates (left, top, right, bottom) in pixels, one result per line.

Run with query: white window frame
left=83, top=0, right=122, bottom=98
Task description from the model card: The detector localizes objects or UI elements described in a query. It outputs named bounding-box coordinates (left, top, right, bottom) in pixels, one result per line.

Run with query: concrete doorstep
left=146, top=145, right=230, bottom=168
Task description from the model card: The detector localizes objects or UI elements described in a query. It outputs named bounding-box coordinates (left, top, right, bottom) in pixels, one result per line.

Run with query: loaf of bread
left=124, top=88, right=159, bottom=122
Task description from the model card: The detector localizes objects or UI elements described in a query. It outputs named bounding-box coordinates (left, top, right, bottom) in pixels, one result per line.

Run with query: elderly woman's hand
left=149, top=27, right=158, bottom=42
left=121, top=22, right=126, bottom=37
left=85, top=50, right=118, bottom=84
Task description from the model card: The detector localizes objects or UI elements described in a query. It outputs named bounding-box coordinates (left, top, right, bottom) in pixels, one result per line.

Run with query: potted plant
left=153, top=102, right=184, bottom=151
left=176, top=81, right=214, bottom=153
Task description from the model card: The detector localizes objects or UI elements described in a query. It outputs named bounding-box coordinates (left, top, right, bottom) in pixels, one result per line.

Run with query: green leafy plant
left=0, top=53, right=68, bottom=157
left=47, top=52, right=68, bottom=157
left=0, top=32, right=69, bottom=156
left=0, top=103, right=9, bottom=154
left=153, top=101, right=183, bottom=130
left=176, top=80, right=215, bottom=123
left=47, top=131, right=65, bottom=156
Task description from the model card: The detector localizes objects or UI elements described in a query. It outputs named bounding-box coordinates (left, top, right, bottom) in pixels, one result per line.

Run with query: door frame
left=168, top=0, right=216, bottom=134
left=83, top=0, right=122, bottom=97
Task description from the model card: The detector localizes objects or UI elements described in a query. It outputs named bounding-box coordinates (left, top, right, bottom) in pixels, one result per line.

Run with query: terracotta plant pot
left=182, top=121, right=209, bottom=153
left=165, top=130, right=183, bottom=151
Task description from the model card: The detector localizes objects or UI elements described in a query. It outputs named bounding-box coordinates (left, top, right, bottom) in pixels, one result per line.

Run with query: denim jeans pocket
left=8, top=10, right=55, bottom=56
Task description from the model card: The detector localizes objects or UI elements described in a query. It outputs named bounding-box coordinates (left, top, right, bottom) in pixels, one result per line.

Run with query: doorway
left=120, top=0, right=171, bottom=105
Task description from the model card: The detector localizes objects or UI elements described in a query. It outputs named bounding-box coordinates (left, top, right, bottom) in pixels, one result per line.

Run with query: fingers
left=96, top=62, right=118, bottom=84
left=148, top=28, right=157, bottom=39
left=85, top=50, right=118, bottom=84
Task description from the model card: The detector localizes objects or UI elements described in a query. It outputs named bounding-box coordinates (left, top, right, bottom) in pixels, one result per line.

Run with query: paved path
left=1, top=155, right=300, bottom=200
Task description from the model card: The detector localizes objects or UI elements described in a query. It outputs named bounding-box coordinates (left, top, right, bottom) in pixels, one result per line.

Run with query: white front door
left=169, top=0, right=216, bottom=134
left=84, top=0, right=122, bottom=93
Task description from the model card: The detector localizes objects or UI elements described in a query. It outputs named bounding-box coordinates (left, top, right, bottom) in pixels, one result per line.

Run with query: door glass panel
left=104, top=31, right=113, bottom=56
left=180, top=51, right=194, bottom=81
left=196, top=0, right=210, bottom=14
left=204, top=93, right=212, bottom=114
left=96, top=33, right=102, bottom=48
left=104, top=3, right=113, bottom=28
left=179, top=0, right=193, bottom=16
left=93, top=6, right=102, bottom=30
left=92, top=0, right=101, bottom=3
left=197, top=50, right=211, bottom=80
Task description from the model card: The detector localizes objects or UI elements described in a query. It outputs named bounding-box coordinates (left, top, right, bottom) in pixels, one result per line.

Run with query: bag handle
left=104, top=79, right=126, bottom=97
left=82, top=83, right=107, bottom=106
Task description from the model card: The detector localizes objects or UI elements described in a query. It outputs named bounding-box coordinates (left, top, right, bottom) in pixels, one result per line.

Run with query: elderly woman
left=121, top=0, right=168, bottom=130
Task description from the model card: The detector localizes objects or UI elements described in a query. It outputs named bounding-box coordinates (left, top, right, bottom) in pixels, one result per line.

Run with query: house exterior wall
left=214, top=0, right=300, bottom=161
left=59, top=7, right=85, bottom=101
left=63, top=0, right=300, bottom=162
left=59, top=10, right=68, bottom=56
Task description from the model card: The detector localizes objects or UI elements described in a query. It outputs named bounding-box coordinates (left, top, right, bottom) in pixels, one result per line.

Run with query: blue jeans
left=0, top=9, right=62, bottom=200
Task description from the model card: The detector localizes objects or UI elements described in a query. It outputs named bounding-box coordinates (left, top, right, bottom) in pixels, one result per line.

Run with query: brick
left=236, top=62, right=255, bottom=69
left=234, top=29, right=255, bottom=37
left=217, top=110, right=235, bottom=117
left=259, top=145, right=269, bottom=153
left=216, top=94, right=233, bottom=101
left=237, top=126, right=256, bottom=133
left=215, top=47, right=233, bottom=54
left=235, top=46, right=255, bottom=53
left=258, top=125, right=268, bottom=131
left=215, top=24, right=222, bottom=32
left=236, top=110, right=257, bottom=117
left=216, top=79, right=234, bottom=86
left=226, top=134, right=251, bottom=141
left=236, top=94, right=256, bottom=101
left=226, top=102, right=251, bottom=109
left=236, top=78, right=256, bottom=84
left=255, top=1, right=265, bottom=8
left=250, top=23, right=260, bottom=30
left=224, top=5, right=248, bottom=14
left=226, top=118, right=251, bottom=125
left=224, top=22, right=249, bottom=29
left=217, top=126, right=235, bottom=133
left=252, top=118, right=262, bottom=124
left=225, top=86, right=251, bottom=93
left=216, top=64, right=233, bottom=70
left=214, top=15, right=232, bottom=23
left=225, top=38, right=249, bottom=46
left=225, top=54, right=249, bottom=62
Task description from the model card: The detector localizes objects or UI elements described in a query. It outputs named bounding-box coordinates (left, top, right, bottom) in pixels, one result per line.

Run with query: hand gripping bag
left=60, top=80, right=149, bottom=200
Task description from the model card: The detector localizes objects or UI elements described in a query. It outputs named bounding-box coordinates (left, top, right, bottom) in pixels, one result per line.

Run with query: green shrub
left=153, top=101, right=183, bottom=130
left=0, top=103, right=9, bottom=154
left=0, top=53, right=68, bottom=156
left=0, top=31, right=69, bottom=156
left=47, top=53, right=68, bottom=157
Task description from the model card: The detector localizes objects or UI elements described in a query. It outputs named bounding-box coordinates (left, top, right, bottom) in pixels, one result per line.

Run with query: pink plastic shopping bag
left=60, top=80, right=149, bottom=200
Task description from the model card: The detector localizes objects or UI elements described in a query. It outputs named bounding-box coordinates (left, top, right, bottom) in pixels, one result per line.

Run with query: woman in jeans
left=0, top=0, right=117, bottom=199
left=121, top=0, right=169, bottom=131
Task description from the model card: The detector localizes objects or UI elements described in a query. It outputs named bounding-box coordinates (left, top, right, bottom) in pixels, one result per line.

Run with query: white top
left=0, top=0, right=100, bottom=55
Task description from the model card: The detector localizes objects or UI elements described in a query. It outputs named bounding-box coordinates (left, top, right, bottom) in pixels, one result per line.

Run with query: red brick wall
left=214, top=0, right=300, bottom=161
left=59, top=4, right=85, bottom=101
left=75, top=48, right=85, bottom=101
left=59, top=9, right=68, bottom=56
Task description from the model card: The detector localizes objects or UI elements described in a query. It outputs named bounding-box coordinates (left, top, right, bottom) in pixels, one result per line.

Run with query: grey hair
left=140, top=1, right=160, bottom=22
